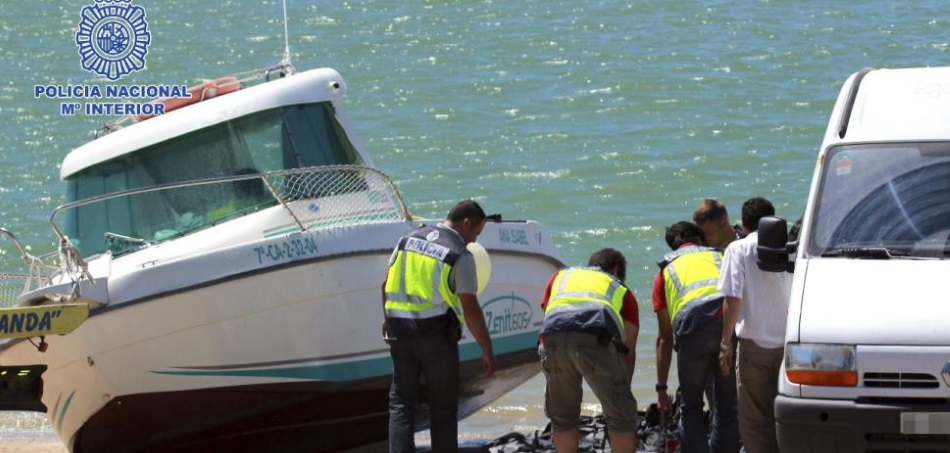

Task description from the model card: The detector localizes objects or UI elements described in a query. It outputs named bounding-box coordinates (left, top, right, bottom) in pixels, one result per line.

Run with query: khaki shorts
left=540, top=331, right=639, bottom=433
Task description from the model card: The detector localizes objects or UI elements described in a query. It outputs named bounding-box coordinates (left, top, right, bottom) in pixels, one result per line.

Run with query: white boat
left=0, top=61, right=562, bottom=452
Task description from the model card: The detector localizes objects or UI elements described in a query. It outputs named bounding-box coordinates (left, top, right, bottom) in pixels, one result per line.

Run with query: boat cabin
left=58, top=69, right=370, bottom=257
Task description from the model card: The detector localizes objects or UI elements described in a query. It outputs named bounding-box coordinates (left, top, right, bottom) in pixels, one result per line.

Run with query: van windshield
left=809, top=142, right=950, bottom=258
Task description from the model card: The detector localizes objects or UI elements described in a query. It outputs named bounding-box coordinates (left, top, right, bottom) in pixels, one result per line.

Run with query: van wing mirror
left=757, top=216, right=793, bottom=273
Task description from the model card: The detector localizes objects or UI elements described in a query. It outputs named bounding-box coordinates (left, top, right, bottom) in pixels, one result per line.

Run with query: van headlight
left=785, top=343, right=857, bottom=387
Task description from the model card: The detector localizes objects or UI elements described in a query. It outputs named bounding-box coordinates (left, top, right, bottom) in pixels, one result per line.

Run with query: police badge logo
left=75, top=0, right=151, bottom=81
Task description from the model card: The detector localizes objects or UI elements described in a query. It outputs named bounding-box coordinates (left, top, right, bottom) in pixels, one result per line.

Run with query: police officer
left=539, top=248, right=640, bottom=453
left=382, top=199, right=495, bottom=453
left=653, top=221, right=738, bottom=453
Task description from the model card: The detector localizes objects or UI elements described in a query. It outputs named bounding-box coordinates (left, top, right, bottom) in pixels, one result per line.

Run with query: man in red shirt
left=653, top=222, right=739, bottom=453
left=539, top=248, right=640, bottom=453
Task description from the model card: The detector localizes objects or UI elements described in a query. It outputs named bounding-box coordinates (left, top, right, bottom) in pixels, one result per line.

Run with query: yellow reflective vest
left=384, top=226, right=466, bottom=336
left=661, top=246, right=723, bottom=325
left=542, top=267, right=628, bottom=341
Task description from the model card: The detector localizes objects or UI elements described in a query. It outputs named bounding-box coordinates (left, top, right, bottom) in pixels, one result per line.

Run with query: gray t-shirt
left=450, top=252, right=477, bottom=295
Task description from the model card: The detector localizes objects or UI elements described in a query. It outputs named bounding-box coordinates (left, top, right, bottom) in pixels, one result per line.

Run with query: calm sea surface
left=0, top=0, right=947, bottom=445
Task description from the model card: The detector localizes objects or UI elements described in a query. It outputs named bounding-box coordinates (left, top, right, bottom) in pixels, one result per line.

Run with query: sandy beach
left=0, top=439, right=476, bottom=452
left=0, top=440, right=67, bottom=453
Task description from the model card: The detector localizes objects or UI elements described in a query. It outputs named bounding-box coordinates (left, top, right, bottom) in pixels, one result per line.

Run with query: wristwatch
left=720, top=341, right=732, bottom=351
left=655, top=383, right=668, bottom=392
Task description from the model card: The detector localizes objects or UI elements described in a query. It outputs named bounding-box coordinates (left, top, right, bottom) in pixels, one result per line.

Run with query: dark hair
left=741, top=197, right=775, bottom=232
left=588, top=248, right=626, bottom=282
left=788, top=217, right=804, bottom=242
left=446, top=199, right=487, bottom=223
left=693, top=199, right=728, bottom=226
left=664, top=221, right=706, bottom=250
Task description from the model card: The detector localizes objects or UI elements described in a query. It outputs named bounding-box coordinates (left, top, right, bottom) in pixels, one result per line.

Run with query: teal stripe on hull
left=151, top=331, right=538, bottom=380
left=56, top=390, right=76, bottom=434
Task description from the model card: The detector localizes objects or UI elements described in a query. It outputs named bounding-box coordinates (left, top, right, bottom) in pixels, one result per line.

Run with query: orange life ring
left=138, top=76, right=240, bottom=120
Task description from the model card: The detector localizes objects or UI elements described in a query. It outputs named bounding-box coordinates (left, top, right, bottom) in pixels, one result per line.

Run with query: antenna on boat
left=280, top=0, right=292, bottom=67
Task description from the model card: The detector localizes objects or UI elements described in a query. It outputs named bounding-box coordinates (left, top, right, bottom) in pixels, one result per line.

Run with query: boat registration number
left=253, top=237, right=319, bottom=263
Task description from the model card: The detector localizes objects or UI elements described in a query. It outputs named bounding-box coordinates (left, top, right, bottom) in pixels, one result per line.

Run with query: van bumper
left=776, top=394, right=950, bottom=453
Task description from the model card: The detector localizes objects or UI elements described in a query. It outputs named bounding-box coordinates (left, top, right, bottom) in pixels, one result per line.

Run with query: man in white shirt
left=717, top=197, right=792, bottom=453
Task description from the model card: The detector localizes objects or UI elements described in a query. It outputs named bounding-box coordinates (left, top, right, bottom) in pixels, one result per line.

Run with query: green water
left=1, top=0, right=948, bottom=443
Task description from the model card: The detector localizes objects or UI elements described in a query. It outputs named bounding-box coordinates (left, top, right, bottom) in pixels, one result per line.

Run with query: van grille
left=864, top=372, right=940, bottom=389
left=857, top=397, right=950, bottom=405
left=866, top=432, right=950, bottom=452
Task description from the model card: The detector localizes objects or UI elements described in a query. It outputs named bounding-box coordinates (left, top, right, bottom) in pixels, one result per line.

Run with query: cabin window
left=63, top=102, right=363, bottom=256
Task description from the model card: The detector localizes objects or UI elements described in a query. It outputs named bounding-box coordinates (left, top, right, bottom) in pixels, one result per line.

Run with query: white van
left=758, top=67, right=950, bottom=452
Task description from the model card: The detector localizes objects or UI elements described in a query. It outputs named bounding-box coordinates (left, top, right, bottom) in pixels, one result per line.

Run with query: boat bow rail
left=50, top=165, right=412, bottom=259
left=1, top=165, right=409, bottom=311
left=0, top=229, right=56, bottom=308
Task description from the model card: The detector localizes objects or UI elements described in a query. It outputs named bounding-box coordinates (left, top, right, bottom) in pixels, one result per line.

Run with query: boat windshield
left=808, top=142, right=950, bottom=259
left=64, top=102, right=364, bottom=256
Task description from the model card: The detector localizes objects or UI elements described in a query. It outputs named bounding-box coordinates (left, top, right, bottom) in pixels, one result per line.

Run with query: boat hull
left=74, top=351, right=539, bottom=452
left=0, top=221, right=560, bottom=452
